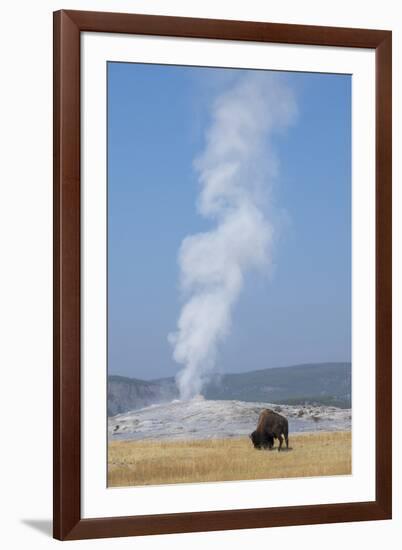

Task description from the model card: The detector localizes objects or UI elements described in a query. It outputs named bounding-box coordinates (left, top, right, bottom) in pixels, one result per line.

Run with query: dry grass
left=108, top=431, right=351, bottom=487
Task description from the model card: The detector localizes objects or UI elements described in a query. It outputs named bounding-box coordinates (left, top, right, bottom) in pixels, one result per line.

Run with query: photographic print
left=53, top=11, right=391, bottom=539
left=107, top=62, right=352, bottom=488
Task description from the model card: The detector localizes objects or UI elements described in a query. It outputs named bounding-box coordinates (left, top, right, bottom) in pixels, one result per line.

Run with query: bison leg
left=284, top=430, right=289, bottom=449
left=266, top=433, right=274, bottom=450
left=277, top=434, right=283, bottom=451
left=283, top=425, right=289, bottom=449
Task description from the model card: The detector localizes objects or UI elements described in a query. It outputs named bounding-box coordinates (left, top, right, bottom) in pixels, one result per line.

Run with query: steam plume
left=169, top=72, right=296, bottom=400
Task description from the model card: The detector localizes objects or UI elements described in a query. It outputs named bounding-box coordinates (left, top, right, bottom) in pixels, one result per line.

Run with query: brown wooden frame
left=53, top=9, right=392, bottom=541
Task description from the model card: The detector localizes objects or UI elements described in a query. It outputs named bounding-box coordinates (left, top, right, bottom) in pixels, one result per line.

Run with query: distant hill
left=108, top=362, right=351, bottom=416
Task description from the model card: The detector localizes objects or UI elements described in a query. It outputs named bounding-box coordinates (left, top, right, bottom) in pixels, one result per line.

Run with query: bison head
left=250, top=430, right=274, bottom=450
left=250, top=430, right=262, bottom=449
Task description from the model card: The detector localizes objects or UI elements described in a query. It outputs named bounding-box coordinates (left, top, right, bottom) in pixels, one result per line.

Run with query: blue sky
left=108, top=62, right=351, bottom=379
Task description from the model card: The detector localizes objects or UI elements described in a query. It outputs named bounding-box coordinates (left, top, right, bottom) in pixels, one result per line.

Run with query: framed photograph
left=53, top=10, right=392, bottom=540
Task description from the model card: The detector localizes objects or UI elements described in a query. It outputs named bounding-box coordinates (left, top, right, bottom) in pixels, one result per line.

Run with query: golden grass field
left=108, top=431, right=351, bottom=487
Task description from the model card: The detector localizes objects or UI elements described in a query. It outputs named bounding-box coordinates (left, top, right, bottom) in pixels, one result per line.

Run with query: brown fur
left=250, top=409, right=289, bottom=451
left=256, top=409, right=275, bottom=431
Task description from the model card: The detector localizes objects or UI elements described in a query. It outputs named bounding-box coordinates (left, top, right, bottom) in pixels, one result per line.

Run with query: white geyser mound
left=168, top=72, right=297, bottom=400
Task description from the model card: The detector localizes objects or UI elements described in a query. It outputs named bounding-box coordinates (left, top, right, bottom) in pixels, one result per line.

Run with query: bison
left=250, top=408, right=289, bottom=451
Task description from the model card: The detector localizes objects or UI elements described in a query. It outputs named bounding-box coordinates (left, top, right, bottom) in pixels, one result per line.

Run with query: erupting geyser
left=168, top=72, right=297, bottom=400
